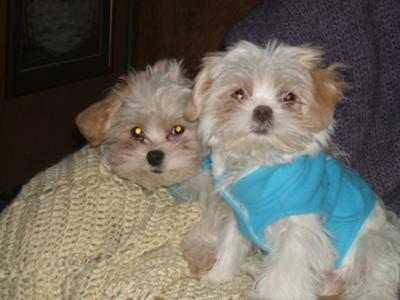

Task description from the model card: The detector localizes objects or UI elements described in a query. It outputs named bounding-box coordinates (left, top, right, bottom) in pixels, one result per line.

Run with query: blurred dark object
left=6, top=0, right=112, bottom=96
left=0, top=187, right=21, bottom=213
left=0, top=0, right=131, bottom=192
left=224, top=0, right=400, bottom=212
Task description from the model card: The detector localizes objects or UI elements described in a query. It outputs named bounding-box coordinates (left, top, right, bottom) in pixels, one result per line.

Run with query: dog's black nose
left=253, top=105, right=273, bottom=123
left=147, top=150, right=165, bottom=167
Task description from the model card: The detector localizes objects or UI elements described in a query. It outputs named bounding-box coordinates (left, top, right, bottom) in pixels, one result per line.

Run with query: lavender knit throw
left=224, top=0, right=400, bottom=212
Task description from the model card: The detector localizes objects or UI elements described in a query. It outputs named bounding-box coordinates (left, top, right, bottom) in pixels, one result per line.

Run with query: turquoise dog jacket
left=216, top=151, right=377, bottom=267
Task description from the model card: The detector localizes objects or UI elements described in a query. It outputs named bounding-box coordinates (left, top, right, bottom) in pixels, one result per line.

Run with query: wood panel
left=133, top=0, right=263, bottom=77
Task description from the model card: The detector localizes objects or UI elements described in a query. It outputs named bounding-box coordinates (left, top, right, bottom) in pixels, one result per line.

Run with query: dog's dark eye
left=230, top=88, right=247, bottom=101
left=282, top=92, right=297, bottom=104
left=171, top=125, right=185, bottom=136
left=131, top=126, right=145, bottom=141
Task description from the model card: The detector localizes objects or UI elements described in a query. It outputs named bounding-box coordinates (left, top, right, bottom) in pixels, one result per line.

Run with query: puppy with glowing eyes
left=184, top=41, right=400, bottom=300
left=77, top=59, right=204, bottom=188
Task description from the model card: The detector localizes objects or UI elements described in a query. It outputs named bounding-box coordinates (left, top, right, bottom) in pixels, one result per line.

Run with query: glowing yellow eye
left=171, top=125, right=185, bottom=135
left=131, top=126, right=144, bottom=140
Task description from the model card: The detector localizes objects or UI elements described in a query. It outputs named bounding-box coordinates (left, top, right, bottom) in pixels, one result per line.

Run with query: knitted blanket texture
left=223, top=0, right=400, bottom=213
left=0, top=147, right=252, bottom=299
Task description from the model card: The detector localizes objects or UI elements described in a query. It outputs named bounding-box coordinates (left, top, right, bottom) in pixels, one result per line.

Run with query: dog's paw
left=203, top=262, right=238, bottom=283
left=183, top=243, right=216, bottom=276
left=204, top=267, right=232, bottom=283
left=249, top=283, right=320, bottom=300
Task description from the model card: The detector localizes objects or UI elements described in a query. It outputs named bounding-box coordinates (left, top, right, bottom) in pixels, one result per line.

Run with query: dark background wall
left=134, top=0, right=263, bottom=77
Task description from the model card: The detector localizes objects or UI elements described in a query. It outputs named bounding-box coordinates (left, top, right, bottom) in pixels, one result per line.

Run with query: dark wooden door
left=0, top=0, right=131, bottom=191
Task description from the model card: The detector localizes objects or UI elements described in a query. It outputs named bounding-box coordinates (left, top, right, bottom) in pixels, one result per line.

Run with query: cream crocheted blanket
left=0, top=147, right=253, bottom=300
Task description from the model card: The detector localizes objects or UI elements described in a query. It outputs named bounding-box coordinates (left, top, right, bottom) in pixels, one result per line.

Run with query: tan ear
left=309, top=64, right=347, bottom=131
left=76, top=78, right=127, bottom=145
left=184, top=53, right=222, bottom=121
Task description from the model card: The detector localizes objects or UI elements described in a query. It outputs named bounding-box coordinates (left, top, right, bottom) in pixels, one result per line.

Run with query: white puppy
left=184, top=41, right=400, bottom=300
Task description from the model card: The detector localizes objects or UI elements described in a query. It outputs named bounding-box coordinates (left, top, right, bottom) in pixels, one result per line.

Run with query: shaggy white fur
left=184, top=41, right=400, bottom=300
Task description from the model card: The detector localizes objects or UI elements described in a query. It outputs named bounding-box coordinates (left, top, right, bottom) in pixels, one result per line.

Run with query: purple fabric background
left=223, top=0, right=400, bottom=212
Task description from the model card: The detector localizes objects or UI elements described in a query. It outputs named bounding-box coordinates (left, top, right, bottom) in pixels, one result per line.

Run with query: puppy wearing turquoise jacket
left=183, top=41, right=400, bottom=300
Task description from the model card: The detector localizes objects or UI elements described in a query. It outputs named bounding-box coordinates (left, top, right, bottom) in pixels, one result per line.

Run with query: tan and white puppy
left=184, top=41, right=400, bottom=300
left=77, top=59, right=207, bottom=194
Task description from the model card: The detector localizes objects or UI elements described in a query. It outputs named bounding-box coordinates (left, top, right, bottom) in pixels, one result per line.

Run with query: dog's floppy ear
left=76, top=77, right=127, bottom=145
left=294, top=45, right=346, bottom=123
left=185, top=53, right=222, bottom=121
left=295, top=44, right=346, bottom=124
left=309, top=64, right=347, bottom=131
